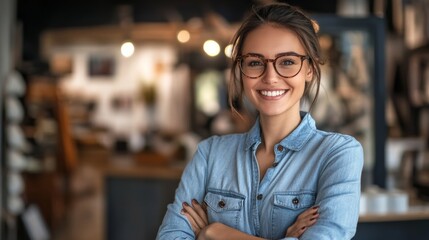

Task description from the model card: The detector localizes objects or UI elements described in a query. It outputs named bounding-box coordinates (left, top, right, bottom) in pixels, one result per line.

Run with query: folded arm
left=182, top=200, right=319, bottom=240
left=156, top=142, right=209, bottom=240
left=300, top=139, right=364, bottom=240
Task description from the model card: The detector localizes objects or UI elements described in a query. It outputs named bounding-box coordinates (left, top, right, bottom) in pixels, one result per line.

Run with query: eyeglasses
left=237, top=53, right=309, bottom=79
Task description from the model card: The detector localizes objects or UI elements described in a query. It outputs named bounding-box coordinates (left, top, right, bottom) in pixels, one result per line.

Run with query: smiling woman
left=239, top=25, right=313, bottom=120
left=157, top=2, right=364, bottom=240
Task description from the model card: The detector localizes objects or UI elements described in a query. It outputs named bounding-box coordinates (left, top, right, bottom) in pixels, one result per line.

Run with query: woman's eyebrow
left=243, top=52, right=264, bottom=57
left=275, top=51, right=301, bottom=57
left=243, top=51, right=302, bottom=58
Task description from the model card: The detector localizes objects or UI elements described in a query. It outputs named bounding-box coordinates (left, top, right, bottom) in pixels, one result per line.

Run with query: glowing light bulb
left=177, top=30, right=190, bottom=43
left=203, top=40, right=220, bottom=57
left=121, top=41, right=135, bottom=57
left=224, top=44, right=233, bottom=58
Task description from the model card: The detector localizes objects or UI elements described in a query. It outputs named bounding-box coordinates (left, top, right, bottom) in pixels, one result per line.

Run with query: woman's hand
left=181, top=200, right=262, bottom=240
left=285, top=206, right=319, bottom=238
left=181, top=199, right=209, bottom=236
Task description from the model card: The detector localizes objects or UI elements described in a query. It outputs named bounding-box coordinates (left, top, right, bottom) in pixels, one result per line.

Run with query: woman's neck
left=259, top=111, right=302, bottom=150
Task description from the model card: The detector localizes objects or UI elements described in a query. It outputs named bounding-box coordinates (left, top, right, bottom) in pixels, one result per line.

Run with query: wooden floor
left=52, top=190, right=104, bottom=240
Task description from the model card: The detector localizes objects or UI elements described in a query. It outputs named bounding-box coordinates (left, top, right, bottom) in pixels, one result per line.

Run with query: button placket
left=272, top=145, right=285, bottom=168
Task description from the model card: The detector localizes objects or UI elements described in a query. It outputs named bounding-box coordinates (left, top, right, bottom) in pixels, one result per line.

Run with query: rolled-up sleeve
left=156, top=139, right=211, bottom=240
left=301, top=136, right=364, bottom=240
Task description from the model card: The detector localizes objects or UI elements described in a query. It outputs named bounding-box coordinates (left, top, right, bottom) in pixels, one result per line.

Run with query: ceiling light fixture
left=117, top=5, right=135, bottom=58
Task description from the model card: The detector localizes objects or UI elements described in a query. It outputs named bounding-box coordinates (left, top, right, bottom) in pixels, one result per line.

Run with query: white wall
left=53, top=43, right=191, bottom=144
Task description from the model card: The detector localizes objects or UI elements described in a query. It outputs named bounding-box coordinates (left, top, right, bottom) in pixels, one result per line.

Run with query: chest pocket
left=204, top=191, right=244, bottom=229
left=271, top=191, right=316, bottom=239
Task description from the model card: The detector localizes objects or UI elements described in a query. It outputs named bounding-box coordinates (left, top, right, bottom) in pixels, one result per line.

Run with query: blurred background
left=1, top=0, right=429, bottom=239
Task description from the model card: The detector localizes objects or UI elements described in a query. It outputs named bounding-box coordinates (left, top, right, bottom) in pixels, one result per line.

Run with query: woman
left=157, top=2, right=363, bottom=239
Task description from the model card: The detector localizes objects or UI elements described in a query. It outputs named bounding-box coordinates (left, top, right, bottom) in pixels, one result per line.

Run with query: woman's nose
left=262, top=62, right=278, bottom=84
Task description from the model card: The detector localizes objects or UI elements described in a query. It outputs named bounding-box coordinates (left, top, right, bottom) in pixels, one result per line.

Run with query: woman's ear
left=305, top=65, right=313, bottom=82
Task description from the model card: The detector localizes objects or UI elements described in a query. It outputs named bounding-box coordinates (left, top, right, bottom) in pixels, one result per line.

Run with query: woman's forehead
left=241, top=24, right=305, bottom=56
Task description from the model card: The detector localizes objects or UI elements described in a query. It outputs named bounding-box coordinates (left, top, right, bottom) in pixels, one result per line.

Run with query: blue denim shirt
left=157, top=112, right=363, bottom=240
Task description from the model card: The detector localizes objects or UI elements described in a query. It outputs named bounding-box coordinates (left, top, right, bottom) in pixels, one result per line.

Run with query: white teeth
left=260, top=90, right=286, bottom=97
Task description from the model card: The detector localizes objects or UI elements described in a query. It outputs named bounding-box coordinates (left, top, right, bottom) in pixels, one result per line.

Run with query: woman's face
left=241, top=24, right=313, bottom=118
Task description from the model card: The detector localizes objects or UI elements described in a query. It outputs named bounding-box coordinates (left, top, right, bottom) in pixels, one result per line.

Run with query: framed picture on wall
left=88, top=54, right=115, bottom=77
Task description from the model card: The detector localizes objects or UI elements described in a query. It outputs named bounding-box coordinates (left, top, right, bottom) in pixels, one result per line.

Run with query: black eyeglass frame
left=236, top=52, right=310, bottom=79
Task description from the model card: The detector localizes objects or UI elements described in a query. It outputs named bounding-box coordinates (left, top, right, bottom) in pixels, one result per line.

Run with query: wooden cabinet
left=22, top=172, right=65, bottom=231
left=104, top=155, right=183, bottom=240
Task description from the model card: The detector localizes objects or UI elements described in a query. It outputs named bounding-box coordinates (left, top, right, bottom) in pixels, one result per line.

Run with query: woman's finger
left=181, top=208, right=200, bottom=234
left=299, top=211, right=319, bottom=223
left=191, top=199, right=208, bottom=225
left=202, top=201, right=208, bottom=212
left=307, top=215, right=318, bottom=227
left=297, top=206, right=319, bottom=220
left=285, top=206, right=320, bottom=238
left=183, top=202, right=206, bottom=229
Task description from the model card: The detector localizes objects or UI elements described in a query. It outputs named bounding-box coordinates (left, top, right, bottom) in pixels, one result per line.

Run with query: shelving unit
left=1, top=74, right=77, bottom=238
left=1, top=0, right=16, bottom=238
left=21, top=75, right=72, bottom=232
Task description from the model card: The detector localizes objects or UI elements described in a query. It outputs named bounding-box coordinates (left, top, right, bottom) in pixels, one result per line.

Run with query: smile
left=259, top=90, right=287, bottom=97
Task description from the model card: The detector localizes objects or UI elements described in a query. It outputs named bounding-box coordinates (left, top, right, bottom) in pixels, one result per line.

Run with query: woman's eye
left=279, top=59, right=295, bottom=66
left=248, top=60, right=264, bottom=67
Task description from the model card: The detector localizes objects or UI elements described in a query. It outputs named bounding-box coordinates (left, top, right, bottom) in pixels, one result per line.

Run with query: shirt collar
left=244, top=111, right=316, bottom=151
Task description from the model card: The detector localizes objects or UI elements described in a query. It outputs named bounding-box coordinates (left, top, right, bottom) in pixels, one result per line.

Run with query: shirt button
left=277, top=145, right=284, bottom=152
left=257, top=194, right=263, bottom=200
left=292, top=197, right=299, bottom=205
left=272, top=162, right=278, bottom=167
left=218, top=200, right=226, bottom=208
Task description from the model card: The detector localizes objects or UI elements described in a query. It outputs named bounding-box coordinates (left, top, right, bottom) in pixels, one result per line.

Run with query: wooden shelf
left=104, top=154, right=184, bottom=180
left=359, top=206, right=429, bottom=222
